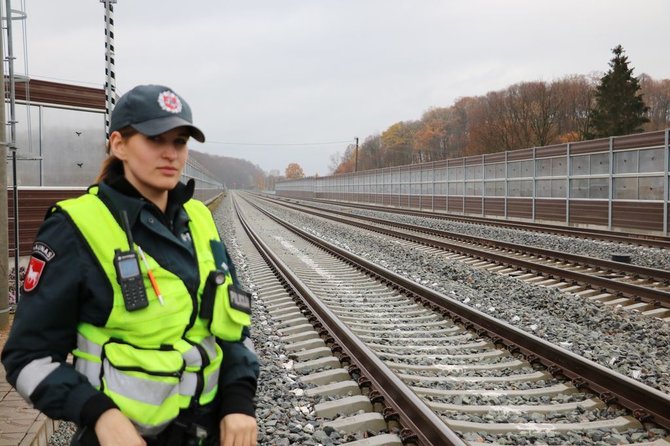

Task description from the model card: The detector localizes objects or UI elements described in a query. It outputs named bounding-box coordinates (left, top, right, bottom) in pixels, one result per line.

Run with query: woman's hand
left=219, top=413, right=257, bottom=446
left=94, top=409, right=146, bottom=446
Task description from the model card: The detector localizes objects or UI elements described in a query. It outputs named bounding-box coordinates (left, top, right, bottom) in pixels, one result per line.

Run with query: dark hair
left=96, top=127, right=138, bottom=182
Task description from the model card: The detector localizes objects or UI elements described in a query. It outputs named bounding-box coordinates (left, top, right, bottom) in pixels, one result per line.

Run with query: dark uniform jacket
left=1, top=172, right=259, bottom=436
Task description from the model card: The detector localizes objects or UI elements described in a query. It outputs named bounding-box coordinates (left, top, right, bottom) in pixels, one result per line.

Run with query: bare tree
left=640, top=74, right=670, bottom=131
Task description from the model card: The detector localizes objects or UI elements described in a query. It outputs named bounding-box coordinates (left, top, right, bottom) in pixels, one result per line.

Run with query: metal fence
left=276, top=129, right=670, bottom=235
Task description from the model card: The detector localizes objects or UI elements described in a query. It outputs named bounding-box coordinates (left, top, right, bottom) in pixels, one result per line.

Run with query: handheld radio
left=114, top=211, right=149, bottom=311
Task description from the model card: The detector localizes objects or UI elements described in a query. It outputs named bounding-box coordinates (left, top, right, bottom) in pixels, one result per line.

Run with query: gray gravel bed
left=370, top=335, right=474, bottom=345
left=444, top=406, right=630, bottom=423
left=231, top=194, right=670, bottom=445
left=407, top=378, right=564, bottom=391
left=381, top=355, right=510, bottom=366
left=462, top=428, right=668, bottom=446
left=301, top=198, right=670, bottom=271
left=400, top=366, right=538, bottom=378
left=254, top=198, right=670, bottom=396
left=214, top=197, right=366, bottom=445
left=424, top=392, right=593, bottom=406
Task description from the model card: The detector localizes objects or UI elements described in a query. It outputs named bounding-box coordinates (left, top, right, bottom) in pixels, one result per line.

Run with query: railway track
left=230, top=192, right=670, bottom=445
left=257, top=194, right=670, bottom=321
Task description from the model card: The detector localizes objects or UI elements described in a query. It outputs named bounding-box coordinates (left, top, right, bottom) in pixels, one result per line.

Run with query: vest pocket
left=101, top=342, right=185, bottom=430
left=210, top=283, right=251, bottom=341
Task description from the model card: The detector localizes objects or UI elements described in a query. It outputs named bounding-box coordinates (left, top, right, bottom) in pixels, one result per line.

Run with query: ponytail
left=95, top=155, right=123, bottom=183
left=96, top=127, right=138, bottom=182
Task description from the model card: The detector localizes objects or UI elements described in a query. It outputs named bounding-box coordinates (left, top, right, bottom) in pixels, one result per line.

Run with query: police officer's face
left=111, top=127, right=190, bottom=203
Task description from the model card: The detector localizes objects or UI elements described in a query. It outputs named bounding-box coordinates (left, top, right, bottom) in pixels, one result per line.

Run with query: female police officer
left=1, top=85, right=259, bottom=446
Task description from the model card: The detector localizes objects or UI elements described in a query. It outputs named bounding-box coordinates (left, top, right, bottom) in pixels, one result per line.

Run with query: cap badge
left=158, top=90, right=182, bottom=114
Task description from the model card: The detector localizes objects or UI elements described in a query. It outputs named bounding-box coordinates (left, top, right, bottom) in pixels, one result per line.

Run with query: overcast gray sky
left=13, top=1, right=670, bottom=176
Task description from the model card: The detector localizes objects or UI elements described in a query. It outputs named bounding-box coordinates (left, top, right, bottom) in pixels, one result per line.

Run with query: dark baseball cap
left=109, top=84, right=205, bottom=142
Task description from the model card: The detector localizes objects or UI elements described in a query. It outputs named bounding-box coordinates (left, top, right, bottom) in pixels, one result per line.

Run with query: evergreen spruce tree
left=589, top=45, right=649, bottom=138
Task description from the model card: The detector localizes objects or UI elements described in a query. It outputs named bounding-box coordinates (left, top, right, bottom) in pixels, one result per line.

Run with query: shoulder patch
left=32, top=241, right=56, bottom=261
left=23, top=242, right=55, bottom=293
left=23, top=256, right=46, bottom=293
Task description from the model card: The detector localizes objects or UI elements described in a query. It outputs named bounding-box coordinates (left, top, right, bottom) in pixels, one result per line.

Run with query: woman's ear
left=109, top=131, right=128, bottom=160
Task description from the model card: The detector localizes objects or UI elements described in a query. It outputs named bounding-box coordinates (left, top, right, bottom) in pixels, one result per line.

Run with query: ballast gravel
left=235, top=195, right=670, bottom=445
left=309, top=199, right=670, bottom=271
left=255, top=197, right=670, bottom=395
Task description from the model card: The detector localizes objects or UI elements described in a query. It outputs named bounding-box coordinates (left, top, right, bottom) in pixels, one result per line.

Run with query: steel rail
left=233, top=196, right=467, bottom=446
left=260, top=195, right=670, bottom=307
left=265, top=195, right=670, bottom=281
left=242, top=193, right=670, bottom=430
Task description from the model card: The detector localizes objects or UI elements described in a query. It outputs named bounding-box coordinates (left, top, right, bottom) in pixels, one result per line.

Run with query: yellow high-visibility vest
left=57, top=188, right=249, bottom=436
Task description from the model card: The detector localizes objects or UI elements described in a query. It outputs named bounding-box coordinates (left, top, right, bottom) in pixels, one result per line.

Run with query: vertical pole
left=385, top=166, right=388, bottom=206
left=0, top=1, right=8, bottom=327
left=11, top=150, right=17, bottom=295
left=461, top=160, right=465, bottom=215
left=5, top=0, right=20, bottom=304
left=608, top=137, right=613, bottom=230
left=39, top=105, right=43, bottom=186
left=101, top=0, right=117, bottom=139
left=412, top=165, right=415, bottom=209
left=400, top=166, right=402, bottom=208
left=504, top=151, right=509, bottom=219
left=354, top=137, right=358, bottom=173
left=664, top=130, right=668, bottom=235
left=566, top=143, right=571, bottom=226
left=445, top=161, right=449, bottom=213
left=380, top=167, right=383, bottom=205
left=481, top=154, right=484, bottom=216
left=430, top=161, right=435, bottom=212
left=532, top=147, right=536, bottom=222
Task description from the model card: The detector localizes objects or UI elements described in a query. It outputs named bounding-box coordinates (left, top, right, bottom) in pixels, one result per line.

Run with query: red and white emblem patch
left=23, top=256, right=46, bottom=292
left=158, top=90, right=182, bottom=114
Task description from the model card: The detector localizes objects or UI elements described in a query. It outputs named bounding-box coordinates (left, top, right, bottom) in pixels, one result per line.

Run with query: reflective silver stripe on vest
left=75, top=357, right=101, bottom=388
left=182, top=345, right=202, bottom=367
left=182, top=337, right=217, bottom=369
left=99, top=363, right=209, bottom=403
left=16, top=357, right=60, bottom=400
left=201, top=336, right=218, bottom=361
left=77, top=333, right=102, bottom=357
left=203, top=366, right=220, bottom=396
left=180, top=371, right=198, bottom=397
left=103, top=360, right=179, bottom=406
left=197, top=336, right=219, bottom=397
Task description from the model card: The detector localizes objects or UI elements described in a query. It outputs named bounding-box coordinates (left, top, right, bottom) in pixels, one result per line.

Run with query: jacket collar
left=93, top=167, right=195, bottom=230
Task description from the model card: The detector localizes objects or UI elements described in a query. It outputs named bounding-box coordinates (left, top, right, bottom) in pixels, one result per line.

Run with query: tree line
left=331, top=45, right=668, bottom=174
left=188, top=150, right=266, bottom=190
